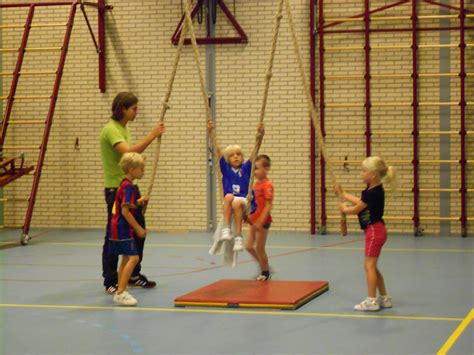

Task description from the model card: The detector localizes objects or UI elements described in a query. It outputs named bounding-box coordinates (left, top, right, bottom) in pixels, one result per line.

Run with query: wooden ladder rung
left=0, top=47, right=61, bottom=53
left=21, top=70, right=57, bottom=76
left=26, top=47, right=62, bottom=52
left=1, top=71, right=57, bottom=76
left=1, top=95, right=51, bottom=100
left=0, top=22, right=66, bottom=29
left=9, top=120, right=45, bottom=125
left=2, top=145, right=39, bottom=150
left=0, top=198, right=29, bottom=203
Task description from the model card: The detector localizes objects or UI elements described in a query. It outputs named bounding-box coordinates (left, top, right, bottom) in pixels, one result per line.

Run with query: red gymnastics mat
left=174, top=279, right=329, bottom=310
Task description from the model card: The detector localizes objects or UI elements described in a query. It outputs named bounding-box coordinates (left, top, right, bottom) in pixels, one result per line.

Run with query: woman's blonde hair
left=362, top=156, right=397, bottom=192
left=223, top=144, right=244, bottom=163
left=119, top=152, right=145, bottom=173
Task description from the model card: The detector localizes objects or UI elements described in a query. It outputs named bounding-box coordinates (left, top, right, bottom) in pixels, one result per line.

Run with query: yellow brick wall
left=1, top=0, right=472, bottom=235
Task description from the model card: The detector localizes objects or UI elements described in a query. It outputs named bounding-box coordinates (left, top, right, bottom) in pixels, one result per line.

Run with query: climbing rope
left=145, top=0, right=191, bottom=206
left=245, top=0, right=285, bottom=210
left=283, top=0, right=347, bottom=235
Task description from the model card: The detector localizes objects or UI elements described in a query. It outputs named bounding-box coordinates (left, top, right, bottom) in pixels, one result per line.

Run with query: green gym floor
left=0, top=228, right=472, bottom=355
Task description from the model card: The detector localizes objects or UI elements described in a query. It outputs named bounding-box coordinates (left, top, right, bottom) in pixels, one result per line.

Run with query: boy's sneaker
left=354, top=298, right=380, bottom=311
left=256, top=274, right=271, bottom=281
left=233, top=236, right=243, bottom=252
left=105, top=285, right=118, bottom=295
left=220, top=227, right=232, bottom=241
left=379, top=295, right=393, bottom=308
left=128, top=273, right=156, bottom=288
left=114, top=291, right=138, bottom=306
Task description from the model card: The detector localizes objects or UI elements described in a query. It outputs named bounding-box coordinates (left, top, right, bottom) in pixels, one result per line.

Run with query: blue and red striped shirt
left=110, top=178, right=140, bottom=240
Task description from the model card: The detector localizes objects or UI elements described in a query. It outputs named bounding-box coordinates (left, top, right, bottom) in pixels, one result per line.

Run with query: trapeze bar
left=9, top=120, right=45, bottom=125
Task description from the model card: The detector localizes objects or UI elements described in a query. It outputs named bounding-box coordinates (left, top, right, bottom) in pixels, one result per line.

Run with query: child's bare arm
left=122, top=205, right=146, bottom=238
left=207, top=120, right=222, bottom=158
left=255, top=200, right=272, bottom=228
left=342, top=192, right=360, bottom=205
left=333, top=184, right=360, bottom=205
left=137, top=196, right=149, bottom=205
left=249, top=123, right=265, bottom=162
left=339, top=200, right=366, bottom=215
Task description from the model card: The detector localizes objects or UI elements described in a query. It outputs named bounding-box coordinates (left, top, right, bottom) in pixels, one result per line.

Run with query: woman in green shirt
left=100, top=92, right=165, bottom=294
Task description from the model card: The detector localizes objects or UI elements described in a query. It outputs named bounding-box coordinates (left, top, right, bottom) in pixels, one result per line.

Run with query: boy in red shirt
left=245, top=154, right=273, bottom=280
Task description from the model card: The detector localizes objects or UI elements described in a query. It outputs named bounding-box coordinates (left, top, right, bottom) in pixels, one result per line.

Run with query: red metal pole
left=171, top=0, right=204, bottom=44
left=364, top=0, right=371, bottom=157
left=309, top=0, right=317, bottom=234
left=98, top=0, right=106, bottom=92
left=459, top=0, right=467, bottom=237
left=0, top=5, right=35, bottom=150
left=22, top=1, right=78, bottom=241
left=318, top=0, right=327, bottom=234
left=411, top=0, right=421, bottom=236
left=219, top=0, right=248, bottom=43
left=310, top=0, right=317, bottom=234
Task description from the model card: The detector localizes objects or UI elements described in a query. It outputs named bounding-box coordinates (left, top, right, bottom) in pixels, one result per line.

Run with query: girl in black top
left=335, top=156, right=396, bottom=311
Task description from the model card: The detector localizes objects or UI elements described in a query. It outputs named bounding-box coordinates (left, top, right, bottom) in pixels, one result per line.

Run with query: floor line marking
left=0, top=303, right=464, bottom=322
left=437, top=308, right=474, bottom=355
left=6, top=241, right=472, bottom=253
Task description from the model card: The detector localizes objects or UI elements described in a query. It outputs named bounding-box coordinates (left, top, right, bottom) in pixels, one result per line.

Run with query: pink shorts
left=364, top=222, right=387, bottom=257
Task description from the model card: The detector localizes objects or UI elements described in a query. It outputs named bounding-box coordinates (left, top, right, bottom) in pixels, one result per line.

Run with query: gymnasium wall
left=320, top=0, right=473, bottom=235
left=1, top=0, right=472, bottom=236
